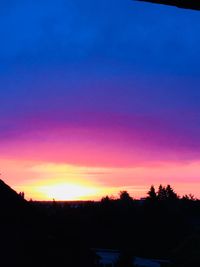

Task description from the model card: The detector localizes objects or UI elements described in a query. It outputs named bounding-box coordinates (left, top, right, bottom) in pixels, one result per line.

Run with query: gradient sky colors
left=1, top=0, right=200, bottom=200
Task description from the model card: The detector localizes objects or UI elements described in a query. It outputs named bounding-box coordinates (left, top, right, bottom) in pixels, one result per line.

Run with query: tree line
left=101, top=184, right=197, bottom=204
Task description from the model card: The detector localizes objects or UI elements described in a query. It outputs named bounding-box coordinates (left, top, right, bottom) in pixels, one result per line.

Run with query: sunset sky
left=1, top=0, right=200, bottom=200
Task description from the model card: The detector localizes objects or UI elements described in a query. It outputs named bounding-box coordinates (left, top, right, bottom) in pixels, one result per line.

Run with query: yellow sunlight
left=37, top=183, right=99, bottom=200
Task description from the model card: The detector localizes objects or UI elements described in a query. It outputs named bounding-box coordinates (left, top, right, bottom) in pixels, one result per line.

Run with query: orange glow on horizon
left=2, top=159, right=200, bottom=201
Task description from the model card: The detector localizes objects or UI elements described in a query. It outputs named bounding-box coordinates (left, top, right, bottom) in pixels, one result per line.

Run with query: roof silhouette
left=0, top=179, right=26, bottom=208
left=135, top=0, right=200, bottom=10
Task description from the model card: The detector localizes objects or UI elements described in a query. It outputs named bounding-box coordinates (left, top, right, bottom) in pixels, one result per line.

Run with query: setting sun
left=37, top=183, right=99, bottom=200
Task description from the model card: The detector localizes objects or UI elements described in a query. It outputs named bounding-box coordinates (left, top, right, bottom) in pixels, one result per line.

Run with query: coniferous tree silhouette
left=157, top=185, right=167, bottom=201
left=147, top=185, right=157, bottom=201
left=166, top=184, right=178, bottom=201
left=157, top=184, right=178, bottom=201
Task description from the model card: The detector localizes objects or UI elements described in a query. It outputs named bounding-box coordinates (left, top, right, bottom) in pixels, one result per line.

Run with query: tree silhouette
left=182, top=194, right=195, bottom=201
left=101, top=195, right=112, bottom=207
left=101, top=195, right=111, bottom=203
left=156, top=184, right=178, bottom=201
left=166, top=184, right=178, bottom=200
left=147, top=185, right=157, bottom=201
left=19, top=192, right=25, bottom=199
left=119, top=191, right=133, bottom=202
left=157, top=185, right=167, bottom=201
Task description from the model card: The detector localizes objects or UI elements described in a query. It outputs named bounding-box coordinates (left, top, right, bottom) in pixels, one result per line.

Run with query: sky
left=1, top=0, right=200, bottom=200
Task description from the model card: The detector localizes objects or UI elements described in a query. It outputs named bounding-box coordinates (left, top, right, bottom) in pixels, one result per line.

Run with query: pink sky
left=1, top=112, right=200, bottom=200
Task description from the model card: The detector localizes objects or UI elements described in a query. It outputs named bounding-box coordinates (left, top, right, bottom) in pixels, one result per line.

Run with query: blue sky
left=1, top=0, right=200, bottom=73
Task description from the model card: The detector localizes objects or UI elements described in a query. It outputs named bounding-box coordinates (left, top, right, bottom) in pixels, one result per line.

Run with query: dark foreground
left=0, top=180, right=200, bottom=267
